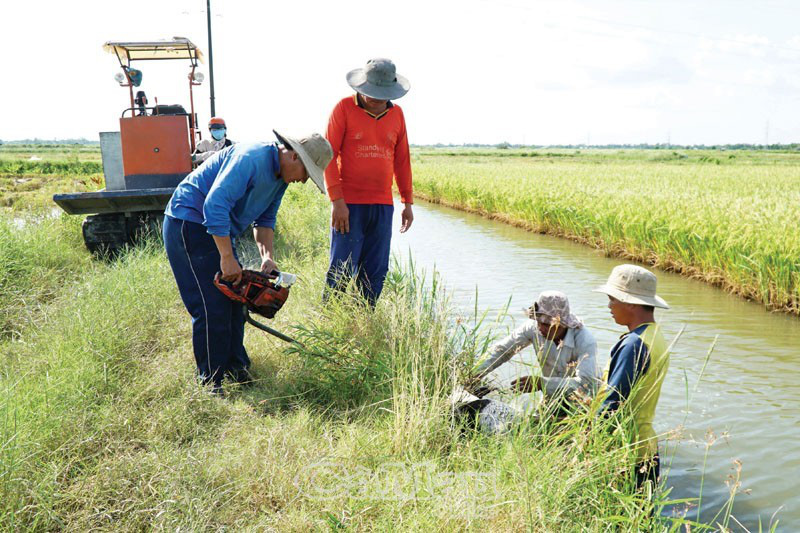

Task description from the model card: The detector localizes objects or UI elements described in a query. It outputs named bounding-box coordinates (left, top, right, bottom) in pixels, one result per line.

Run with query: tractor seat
left=151, top=104, right=188, bottom=116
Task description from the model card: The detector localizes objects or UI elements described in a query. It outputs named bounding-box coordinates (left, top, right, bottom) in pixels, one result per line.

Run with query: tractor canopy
left=103, top=37, right=204, bottom=66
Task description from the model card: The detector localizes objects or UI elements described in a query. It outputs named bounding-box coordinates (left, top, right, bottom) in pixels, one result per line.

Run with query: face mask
left=210, top=128, right=226, bottom=141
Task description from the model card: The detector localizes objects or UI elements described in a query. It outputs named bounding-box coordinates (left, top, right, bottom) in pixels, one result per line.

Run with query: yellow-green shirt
left=599, top=323, right=670, bottom=461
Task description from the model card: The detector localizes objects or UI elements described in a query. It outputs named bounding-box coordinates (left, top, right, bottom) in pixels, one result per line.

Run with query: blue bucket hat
left=346, top=58, right=410, bottom=100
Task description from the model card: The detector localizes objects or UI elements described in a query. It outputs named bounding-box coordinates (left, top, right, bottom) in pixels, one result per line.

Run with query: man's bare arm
left=253, top=226, right=277, bottom=273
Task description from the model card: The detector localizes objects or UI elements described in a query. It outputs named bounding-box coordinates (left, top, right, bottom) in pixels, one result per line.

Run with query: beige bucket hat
left=273, top=130, right=333, bottom=194
left=525, top=290, right=583, bottom=329
left=593, top=264, right=670, bottom=309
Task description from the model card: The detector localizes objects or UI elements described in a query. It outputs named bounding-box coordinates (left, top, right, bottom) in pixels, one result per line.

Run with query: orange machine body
left=120, top=115, right=192, bottom=189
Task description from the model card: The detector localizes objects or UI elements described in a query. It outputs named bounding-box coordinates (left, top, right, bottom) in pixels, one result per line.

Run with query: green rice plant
left=0, top=144, right=100, bottom=160
left=0, top=145, right=102, bottom=211
left=411, top=151, right=800, bottom=314
left=0, top=160, right=102, bottom=176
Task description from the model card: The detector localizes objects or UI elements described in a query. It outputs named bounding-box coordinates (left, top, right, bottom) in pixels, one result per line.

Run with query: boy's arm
left=601, top=338, right=650, bottom=413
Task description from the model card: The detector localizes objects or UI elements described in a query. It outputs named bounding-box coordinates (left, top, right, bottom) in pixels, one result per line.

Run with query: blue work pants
left=326, top=204, right=394, bottom=305
left=163, top=215, right=250, bottom=386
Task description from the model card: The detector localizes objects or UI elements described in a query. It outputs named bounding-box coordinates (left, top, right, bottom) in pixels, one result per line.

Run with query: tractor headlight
left=114, top=72, right=126, bottom=85
left=192, top=71, right=205, bottom=83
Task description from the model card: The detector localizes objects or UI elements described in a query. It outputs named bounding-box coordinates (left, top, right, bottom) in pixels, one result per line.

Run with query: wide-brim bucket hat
left=593, top=264, right=670, bottom=309
left=273, top=130, right=333, bottom=194
left=525, top=290, right=583, bottom=329
left=347, top=58, right=410, bottom=100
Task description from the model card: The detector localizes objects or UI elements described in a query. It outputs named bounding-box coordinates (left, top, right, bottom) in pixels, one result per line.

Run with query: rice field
left=0, top=144, right=745, bottom=530
left=0, top=144, right=101, bottom=211
left=0, top=144, right=778, bottom=529
left=411, top=149, right=800, bottom=314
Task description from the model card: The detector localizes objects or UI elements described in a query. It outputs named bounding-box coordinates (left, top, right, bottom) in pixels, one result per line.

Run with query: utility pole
left=207, top=0, right=216, bottom=117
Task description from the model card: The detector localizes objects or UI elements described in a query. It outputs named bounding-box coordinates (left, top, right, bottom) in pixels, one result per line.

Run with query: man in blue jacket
left=163, top=130, right=333, bottom=392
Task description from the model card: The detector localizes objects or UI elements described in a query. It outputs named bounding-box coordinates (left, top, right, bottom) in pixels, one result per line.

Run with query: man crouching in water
left=467, top=291, right=600, bottom=429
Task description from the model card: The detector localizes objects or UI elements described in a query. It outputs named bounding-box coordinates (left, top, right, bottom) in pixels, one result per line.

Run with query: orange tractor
left=54, top=38, right=206, bottom=254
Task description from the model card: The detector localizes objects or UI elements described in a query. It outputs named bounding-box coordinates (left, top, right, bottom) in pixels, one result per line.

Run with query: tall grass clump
left=0, top=214, right=91, bottom=338
left=411, top=151, right=800, bottom=314
left=284, top=264, right=487, bottom=453
left=0, top=239, right=187, bottom=529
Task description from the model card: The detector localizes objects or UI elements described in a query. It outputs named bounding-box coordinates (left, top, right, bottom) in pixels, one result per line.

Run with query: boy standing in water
left=594, top=264, right=671, bottom=489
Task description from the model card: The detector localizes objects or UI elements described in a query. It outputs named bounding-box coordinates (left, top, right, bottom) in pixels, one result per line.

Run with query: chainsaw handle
left=213, top=271, right=229, bottom=287
left=213, top=272, right=249, bottom=305
left=213, top=271, right=240, bottom=289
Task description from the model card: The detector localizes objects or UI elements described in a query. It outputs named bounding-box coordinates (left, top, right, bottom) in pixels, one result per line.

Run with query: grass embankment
left=1, top=180, right=710, bottom=530
left=411, top=149, right=800, bottom=314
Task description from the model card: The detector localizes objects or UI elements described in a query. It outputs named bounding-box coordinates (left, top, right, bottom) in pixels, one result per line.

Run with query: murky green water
left=392, top=200, right=799, bottom=530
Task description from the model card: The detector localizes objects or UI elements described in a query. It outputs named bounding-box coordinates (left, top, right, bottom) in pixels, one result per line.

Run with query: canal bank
left=392, top=199, right=799, bottom=530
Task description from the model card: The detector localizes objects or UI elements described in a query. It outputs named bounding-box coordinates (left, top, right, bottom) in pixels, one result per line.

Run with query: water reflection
left=392, top=200, right=800, bottom=530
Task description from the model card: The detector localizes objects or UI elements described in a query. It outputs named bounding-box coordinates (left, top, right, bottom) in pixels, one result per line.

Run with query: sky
left=2, top=0, right=799, bottom=145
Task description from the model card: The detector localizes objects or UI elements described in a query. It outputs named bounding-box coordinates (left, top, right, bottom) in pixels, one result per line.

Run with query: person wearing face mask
left=193, top=117, right=233, bottom=164
left=472, top=291, right=600, bottom=405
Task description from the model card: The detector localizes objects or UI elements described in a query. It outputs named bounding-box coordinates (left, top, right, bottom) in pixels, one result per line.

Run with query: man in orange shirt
left=324, top=58, right=414, bottom=305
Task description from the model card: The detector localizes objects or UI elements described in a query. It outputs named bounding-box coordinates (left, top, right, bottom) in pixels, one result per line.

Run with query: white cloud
left=715, top=33, right=771, bottom=57
left=590, top=55, right=694, bottom=86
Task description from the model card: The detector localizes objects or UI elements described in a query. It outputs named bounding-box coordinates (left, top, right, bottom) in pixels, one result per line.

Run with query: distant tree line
left=414, top=142, right=800, bottom=151
left=0, top=138, right=99, bottom=145
left=1, top=139, right=797, bottom=151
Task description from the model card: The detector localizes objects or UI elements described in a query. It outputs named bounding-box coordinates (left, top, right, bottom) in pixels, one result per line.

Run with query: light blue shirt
left=165, top=142, right=287, bottom=236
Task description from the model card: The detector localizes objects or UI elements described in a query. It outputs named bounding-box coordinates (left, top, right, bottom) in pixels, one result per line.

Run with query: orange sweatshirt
left=324, top=95, right=413, bottom=205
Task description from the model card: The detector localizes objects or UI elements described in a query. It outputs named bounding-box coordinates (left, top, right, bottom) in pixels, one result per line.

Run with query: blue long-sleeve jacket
left=165, top=142, right=287, bottom=236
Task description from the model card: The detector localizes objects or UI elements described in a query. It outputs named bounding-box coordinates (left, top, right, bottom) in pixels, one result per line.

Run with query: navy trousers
left=163, top=215, right=250, bottom=386
left=325, top=204, right=394, bottom=305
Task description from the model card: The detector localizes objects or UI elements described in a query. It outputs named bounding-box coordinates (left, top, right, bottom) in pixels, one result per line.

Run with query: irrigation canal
left=391, top=199, right=799, bottom=530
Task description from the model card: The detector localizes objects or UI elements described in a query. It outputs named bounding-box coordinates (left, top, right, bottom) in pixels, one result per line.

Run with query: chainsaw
left=213, top=269, right=300, bottom=344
